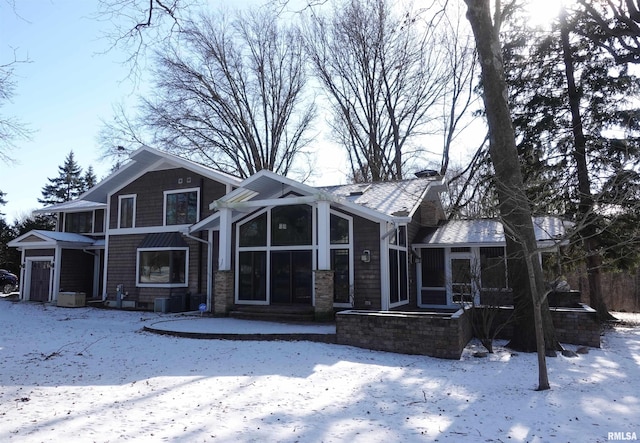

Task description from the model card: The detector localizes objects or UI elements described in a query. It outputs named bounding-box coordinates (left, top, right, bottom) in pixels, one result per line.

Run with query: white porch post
left=207, top=229, right=214, bottom=310
left=380, top=223, right=390, bottom=311
left=317, top=200, right=331, bottom=270
left=52, top=245, right=62, bottom=301
left=218, top=207, right=232, bottom=271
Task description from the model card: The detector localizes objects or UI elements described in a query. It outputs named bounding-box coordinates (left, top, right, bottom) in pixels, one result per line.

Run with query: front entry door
left=29, top=261, right=52, bottom=302
left=271, top=250, right=312, bottom=304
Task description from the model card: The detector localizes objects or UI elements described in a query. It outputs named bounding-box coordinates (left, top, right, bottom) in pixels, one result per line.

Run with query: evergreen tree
left=38, top=151, right=85, bottom=205
left=503, top=4, right=640, bottom=319
left=0, top=190, right=6, bottom=216
left=82, top=166, right=97, bottom=192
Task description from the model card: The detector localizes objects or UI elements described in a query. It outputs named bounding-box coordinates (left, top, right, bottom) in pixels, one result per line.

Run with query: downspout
left=183, top=230, right=212, bottom=309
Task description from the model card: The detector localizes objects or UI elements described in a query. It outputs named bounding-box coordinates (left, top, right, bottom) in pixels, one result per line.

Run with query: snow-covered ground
left=0, top=299, right=638, bottom=443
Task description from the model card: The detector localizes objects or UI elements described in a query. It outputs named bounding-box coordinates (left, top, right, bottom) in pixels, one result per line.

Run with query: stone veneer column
left=314, top=270, right=335, bottom=321
left=214, top=270, right=234, bottom=316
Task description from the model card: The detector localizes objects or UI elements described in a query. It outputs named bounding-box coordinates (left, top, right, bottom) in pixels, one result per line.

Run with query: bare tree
left=102, top=9, right=316, bottom=179
left=96, top=0, right=190, bottom=78
left=302, top=0, right=449, bottom=182
left=464, top=0, right=560, bottom=391
left=438, top=1, right=480, bottom=176
left=0, top=56, right=31, bottom=164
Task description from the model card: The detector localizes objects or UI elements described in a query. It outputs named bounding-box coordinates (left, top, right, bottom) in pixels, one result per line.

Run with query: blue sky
left=1, top=0, right=135, bottom=221
left=0, top=0, right=354, bottom=222
left=0, top=0, right=459, bottom=223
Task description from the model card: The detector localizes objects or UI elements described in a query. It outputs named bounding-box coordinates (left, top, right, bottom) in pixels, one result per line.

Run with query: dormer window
left=164, top=188, right=199, bottom=226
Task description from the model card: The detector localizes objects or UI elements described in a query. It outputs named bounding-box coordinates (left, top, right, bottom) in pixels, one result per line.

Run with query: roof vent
left=414, top=169, right=439, bottom=178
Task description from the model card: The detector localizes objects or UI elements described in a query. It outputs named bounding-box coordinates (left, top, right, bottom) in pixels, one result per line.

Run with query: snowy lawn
left=0, top=299, right=638, bottom=443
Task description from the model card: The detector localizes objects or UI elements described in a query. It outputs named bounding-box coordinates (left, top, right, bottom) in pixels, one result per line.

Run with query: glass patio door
left=270, top=250, right=312, bottom=304
left=450, top=253, right=474, bottom=304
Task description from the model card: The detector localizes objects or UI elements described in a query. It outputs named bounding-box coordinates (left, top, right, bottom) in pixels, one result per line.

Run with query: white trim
left=380, top=223, right=390, bottom=311
left=388, top=224, right=410, bottom=309
left=163, top=187, right=201, bottom=226
left=136, top=247, right=190, bottom=288
left=117, top=194, right=137, bottom=229
left=329, top=210, right=354, bottom=308
left=317, top=201, right=331, bottom=270
left=235, top=205, right=317, bottom=305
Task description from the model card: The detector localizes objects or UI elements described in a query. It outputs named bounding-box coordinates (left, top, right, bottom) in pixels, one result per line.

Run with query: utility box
left=57, top=292, right=86, bottom=308
left=154, top=298, right=170, bottom=313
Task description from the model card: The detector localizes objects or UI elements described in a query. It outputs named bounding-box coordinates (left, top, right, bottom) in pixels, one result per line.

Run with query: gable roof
left=7, top=230, right=101, bottom=249
left=190, top=170, right=446, bottom=233
left=414, top=216, right=572, bottom=248
left=36, top=146, right=242, bottom=213
left=319, top=177, right=445, bottom=219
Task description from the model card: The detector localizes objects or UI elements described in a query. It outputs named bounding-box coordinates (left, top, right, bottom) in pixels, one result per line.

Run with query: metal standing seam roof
left=319, top=177, right=442, bottom=218
left=414, top=216, right=571, bottom=246
left=138, top=232, right=189, bottom=249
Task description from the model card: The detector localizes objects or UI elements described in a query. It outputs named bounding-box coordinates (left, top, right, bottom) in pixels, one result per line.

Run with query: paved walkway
left=144, top=316, right=337, bottom=343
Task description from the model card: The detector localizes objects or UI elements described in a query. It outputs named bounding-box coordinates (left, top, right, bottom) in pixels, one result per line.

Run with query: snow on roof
left=320, top=177, right=441, bottom=219
left=33, top=199, right=107, bottom=214
left=32, top=230, right=98, bottom=244
left=415, top=216, right=571, bottom=246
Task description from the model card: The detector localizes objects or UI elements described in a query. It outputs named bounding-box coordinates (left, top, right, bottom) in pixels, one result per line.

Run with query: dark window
left=238, top=251, right=267, bottom=301
left=421, top=248, right=445, bottom=287
left=166, top=191, right=198, bottom=225
left=331, top=249, right=350, bottom=303
left=138, top=250, right=186, bottom=284
left=119, top=197, right=134, bottom=228
left=389, top=249, right=408, bottom=304
left=239, top=212, right=267, bottom=247
left=480, top=247, right=507, bottom=289
left=66, top=212, right=93, bottom=233
left=271, top=205, right=312, bottom=246
left=330, top=214, right=349, bottom=244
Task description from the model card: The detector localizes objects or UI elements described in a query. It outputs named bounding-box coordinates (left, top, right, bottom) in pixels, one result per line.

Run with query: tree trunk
left=559, top=8, right=616, bottom=322
left=464, top=0, right=559, bottom=391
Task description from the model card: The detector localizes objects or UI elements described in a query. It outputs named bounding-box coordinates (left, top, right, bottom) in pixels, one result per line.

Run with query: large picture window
left=138, top=249, right=187, bottom=287
left=165, top=189, right=199, bottom=225
left=65, top=211, right=93, bottom=234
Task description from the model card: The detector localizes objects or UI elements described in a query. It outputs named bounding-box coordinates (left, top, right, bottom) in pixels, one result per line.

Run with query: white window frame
left=235, top=205, right=317, bottom=305
left=163, top=187, right=200, bottom=227
left=329, top=210, right=354, bottom=308
left=118, top=194, right=137, bottom=229
left=136, top=247, right=189, bottom=288
left=388, top=225, right=409, bottom=309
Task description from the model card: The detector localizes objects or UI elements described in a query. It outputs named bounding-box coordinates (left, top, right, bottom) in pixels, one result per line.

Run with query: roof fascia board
left=407, top=178, right=446, bottom=219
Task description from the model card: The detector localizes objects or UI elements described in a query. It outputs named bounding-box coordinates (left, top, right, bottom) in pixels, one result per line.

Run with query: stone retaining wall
left=336, top=304, right=600, bottom=360
left=336, top=309, right=473, bottom=360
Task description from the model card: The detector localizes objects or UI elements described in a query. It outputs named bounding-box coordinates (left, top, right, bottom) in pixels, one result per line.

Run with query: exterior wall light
left=361, top=249, right=371, bottom=263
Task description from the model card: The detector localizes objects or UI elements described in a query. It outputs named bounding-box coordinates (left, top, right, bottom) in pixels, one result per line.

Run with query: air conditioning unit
left=57, top=292, right=86, bottom=308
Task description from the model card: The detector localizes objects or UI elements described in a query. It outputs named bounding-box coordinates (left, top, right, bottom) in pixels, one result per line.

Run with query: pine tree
left=82, top=166, right=97, bottom=192
left=39, top=151, right=85, bottom=205
left=503, top=5, right=640, bottom=320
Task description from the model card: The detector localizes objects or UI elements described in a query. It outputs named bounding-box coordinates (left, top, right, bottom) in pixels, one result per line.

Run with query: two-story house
left=9, top=147, right=571, bottom=318
left=9, top=146, right=449, bottom=318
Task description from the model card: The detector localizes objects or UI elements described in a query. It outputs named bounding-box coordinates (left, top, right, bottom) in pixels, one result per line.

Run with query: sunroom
left=412, top=217, right=570, bottom=309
